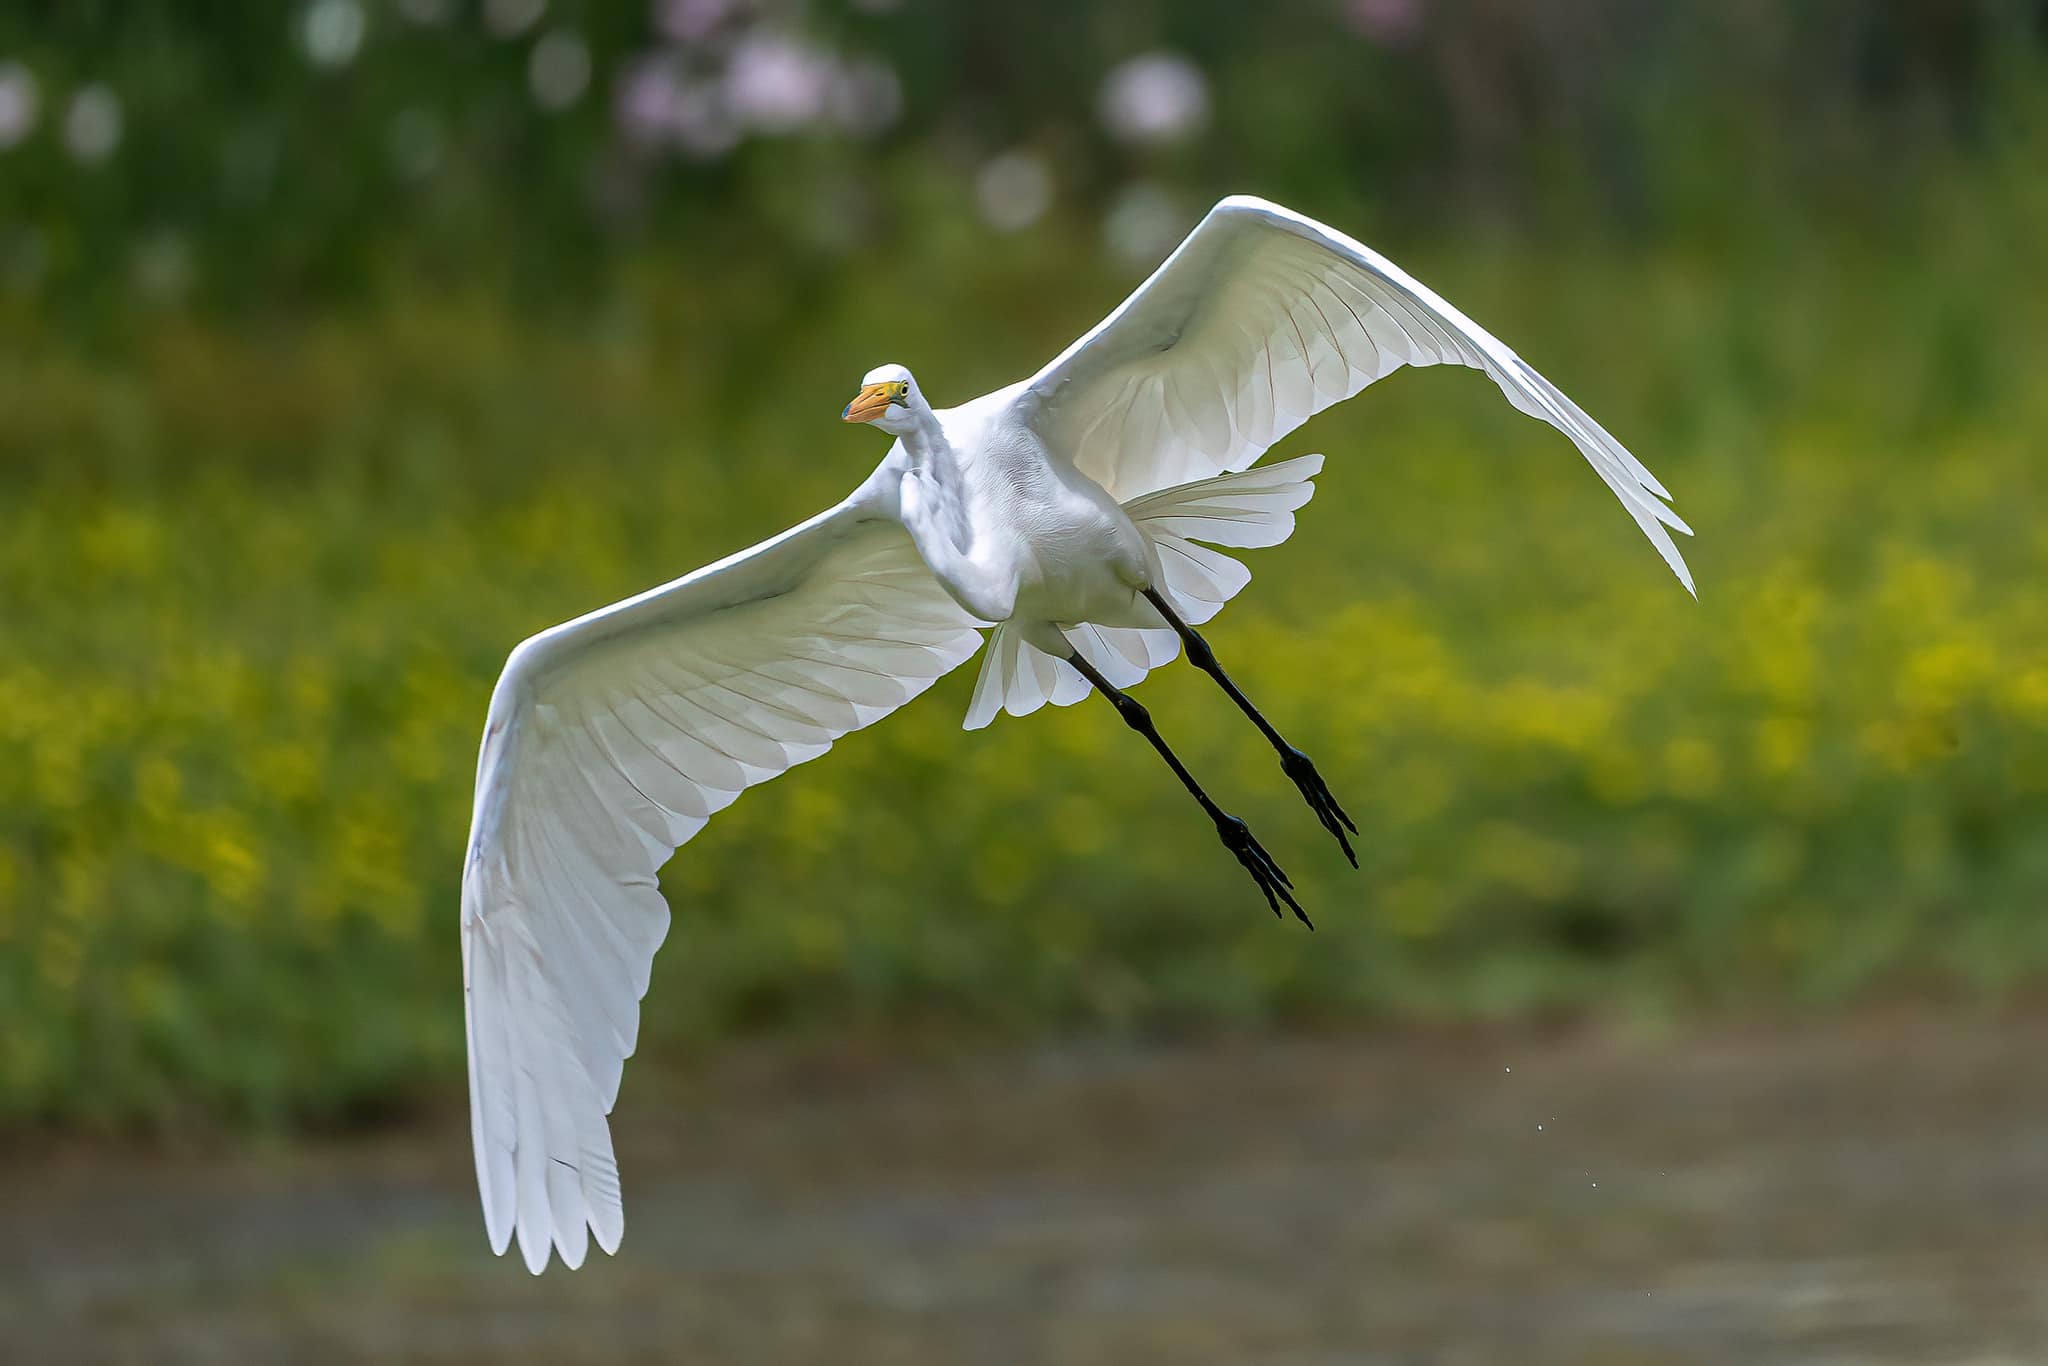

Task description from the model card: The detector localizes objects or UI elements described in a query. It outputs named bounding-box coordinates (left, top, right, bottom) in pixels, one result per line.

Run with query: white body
left=459, top=196, right=1696, bottom=1273
left=879, top=382, right=1161, bottom=645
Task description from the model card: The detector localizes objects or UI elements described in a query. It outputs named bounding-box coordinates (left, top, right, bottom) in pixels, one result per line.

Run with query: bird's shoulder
left=938, top=381, right=1031, bottom=446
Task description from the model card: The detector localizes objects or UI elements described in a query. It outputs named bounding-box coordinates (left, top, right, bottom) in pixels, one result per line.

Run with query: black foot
left=1281, top=747, right=1359, bottom=868
left=1216, top=815, right=1312, bottom=929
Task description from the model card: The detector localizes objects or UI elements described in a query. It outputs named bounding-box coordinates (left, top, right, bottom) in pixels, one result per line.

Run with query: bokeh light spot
left=652, top=0, right=730, bottom=43
left=828, top=57, right=901, bottom=138
left=302, top=0, right=368, bottom=70
left=724, top=33, right=832, bottom=135
left=977, top=152, right=1053, bottom=233
left=529, top=30, right=591, bottom=112
left=63, top=84, right=122, bottom=164
left=0, top=61, right=40, bottom=150
left=484, top=0, right=546, bottom=40
left=396, top=0, right=457, bottom=23
left=1098, top=52, right=1210, bottom=148
left=1104, top=181, right=1183, bottom=264
left=387, top=107, right=443, bottom=180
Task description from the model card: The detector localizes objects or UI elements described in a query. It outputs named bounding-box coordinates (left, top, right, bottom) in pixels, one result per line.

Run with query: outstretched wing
left=462, top=500, right=984, bottom=1273
left=1019, top=195, right=1692, bottom=593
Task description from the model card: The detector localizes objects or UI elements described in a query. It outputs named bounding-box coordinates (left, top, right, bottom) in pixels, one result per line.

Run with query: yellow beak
left=841, top=383, right=898, bottom=423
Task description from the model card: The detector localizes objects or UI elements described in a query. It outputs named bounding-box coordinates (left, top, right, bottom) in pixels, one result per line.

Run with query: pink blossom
left=1345, top=0, right=1423, bottom=46
left=724, top=34, right=832, bottom=136
left=827, top=58, right=902, bottom=138
left=615, top=55, right=685, bottom=150
left=1098, top=53, right=1210, bottom=149
left=651, top=0, right=730, bottom=44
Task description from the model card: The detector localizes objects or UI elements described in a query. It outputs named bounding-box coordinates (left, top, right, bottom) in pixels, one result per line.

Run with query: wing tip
left=1651, top=496, right=1695, bottom=538
left=1660, top=541, right=1699, bottom=598
left=1214, top=192, right=1283, bottom=218
left=493, top=1206, right=620, bottom=1273
left=1280, top=450, right=1326, bottom=480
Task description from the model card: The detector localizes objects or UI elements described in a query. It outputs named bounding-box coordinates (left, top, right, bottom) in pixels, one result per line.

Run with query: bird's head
left=842, top=363, right=922, bottom=435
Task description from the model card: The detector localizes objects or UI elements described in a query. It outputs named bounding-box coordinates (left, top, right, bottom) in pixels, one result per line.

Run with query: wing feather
left=1020, top=195, right=1692, bottom=593
left=462, top=500, right=984, bottom=1272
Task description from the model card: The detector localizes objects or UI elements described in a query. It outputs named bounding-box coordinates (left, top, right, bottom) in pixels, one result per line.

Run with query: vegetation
left=1, top=4, right=2045, bottom=1131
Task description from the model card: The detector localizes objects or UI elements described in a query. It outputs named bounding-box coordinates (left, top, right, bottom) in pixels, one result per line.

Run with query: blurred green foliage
left=1, top=2, right=2041, bottom=318
left=2, top=4, right=2047, bottom=1131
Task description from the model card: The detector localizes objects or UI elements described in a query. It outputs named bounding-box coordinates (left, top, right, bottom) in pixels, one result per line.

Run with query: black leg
left=1143, top=588, right=1359, bottom=868
left=1064, top=646, right=1310, bottom=928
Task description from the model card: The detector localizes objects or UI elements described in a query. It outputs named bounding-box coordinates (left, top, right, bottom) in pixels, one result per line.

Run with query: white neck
left=894, top=400, right=948, bottom=471
left=898, top=402, right=968, bottom=540
left=889, top=401, right=1007, bottom=619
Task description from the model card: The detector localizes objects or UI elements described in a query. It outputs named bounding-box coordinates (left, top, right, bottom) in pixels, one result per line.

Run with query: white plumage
left=461, top=195, right=1693, bottom=1272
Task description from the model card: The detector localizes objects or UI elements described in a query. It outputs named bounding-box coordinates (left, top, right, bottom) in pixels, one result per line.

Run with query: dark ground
left=5, top=1012, right=2046, bottom=1364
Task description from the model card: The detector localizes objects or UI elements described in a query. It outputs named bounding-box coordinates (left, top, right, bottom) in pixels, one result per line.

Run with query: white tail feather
left=961, top=453, right=1323, bottom=728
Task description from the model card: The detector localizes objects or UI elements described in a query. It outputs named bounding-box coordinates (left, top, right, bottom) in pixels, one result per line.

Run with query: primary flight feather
left=461, top=195, right=1694, bottom=1272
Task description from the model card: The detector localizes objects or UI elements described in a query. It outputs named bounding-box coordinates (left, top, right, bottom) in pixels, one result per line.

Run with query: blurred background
left=3, top=1, right=2048, bottom=1361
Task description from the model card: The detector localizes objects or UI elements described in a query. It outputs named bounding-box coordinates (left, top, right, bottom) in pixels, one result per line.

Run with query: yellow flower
left=0, top=845, right=16, bottom=939
left=197, top=814, right=265, bottom=910
left=39, top=925, right=84, bottom=993
left=78, top=505, right=166, bottom=579
left=135, top=754, right=184, bottom=823
left=1752, top=715, right=1811, bottom=782
left=248, top=741, right=322, bottom=806
left=2003, top=665, right=2048, bottom=720
left=1663, top=736, right=1722, bottom=800
left=1474, top=822, right=1580, bottom=901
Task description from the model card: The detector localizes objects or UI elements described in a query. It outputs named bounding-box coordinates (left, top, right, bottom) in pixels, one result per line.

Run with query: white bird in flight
left=461, top=195, right=1694, bottom=1272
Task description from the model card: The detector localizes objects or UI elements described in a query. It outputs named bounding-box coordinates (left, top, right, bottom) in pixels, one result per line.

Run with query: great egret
left=461, top=195, right=1693, bottom=1272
